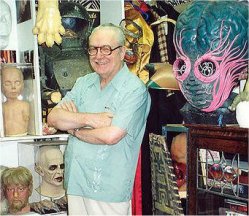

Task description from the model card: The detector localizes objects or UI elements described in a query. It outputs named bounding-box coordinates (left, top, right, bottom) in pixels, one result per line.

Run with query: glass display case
left=18, top=140, right=67, bottom=202
left=185, top=124, right=248, bottom=215
left=0, top=1, right=121, bottom=215
left=0, top=63, right=40, bottom=137
left=18, top=140, right=68, bottom=215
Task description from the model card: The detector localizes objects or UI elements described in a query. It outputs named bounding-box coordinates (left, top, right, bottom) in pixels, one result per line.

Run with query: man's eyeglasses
left=88, top=45, right=122, bottom=56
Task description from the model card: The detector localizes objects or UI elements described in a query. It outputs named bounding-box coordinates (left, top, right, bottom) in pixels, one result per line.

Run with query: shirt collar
left=109, top=64, right=130, bottom=91
left=90, top=63, right=130, bottom=91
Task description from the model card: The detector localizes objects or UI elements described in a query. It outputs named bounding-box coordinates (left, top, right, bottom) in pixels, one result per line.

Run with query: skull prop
left=173, top=0, right=248, bottom=114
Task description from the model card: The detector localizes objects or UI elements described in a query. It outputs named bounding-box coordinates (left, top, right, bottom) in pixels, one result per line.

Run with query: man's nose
left=95, top=48, right=105, bottom=58
left=13, top=189, right=19, bottom=197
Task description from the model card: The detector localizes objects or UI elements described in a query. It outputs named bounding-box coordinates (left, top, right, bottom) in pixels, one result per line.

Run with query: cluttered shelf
left=185, top=124, right=248, bottom=215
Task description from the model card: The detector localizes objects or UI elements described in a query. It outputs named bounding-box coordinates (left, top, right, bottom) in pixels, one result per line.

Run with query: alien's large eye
left=198, top=60, right=216, bottom=77
left=173, top=58, right=186, bottom=76
left=173, top=57, right=191, bottom=81
left=194, top=56, right=219, bottom=83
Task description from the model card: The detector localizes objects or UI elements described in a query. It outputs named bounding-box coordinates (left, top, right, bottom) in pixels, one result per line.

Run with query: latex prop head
left=173, top=0, right=248, bottom=112
left=1, top=166, right=33, bottom=214
left=35, top=146, right=64, bottom=187
left=0, top=0, right=12, bottom=49
left=1, top=66, right=24, bottom=100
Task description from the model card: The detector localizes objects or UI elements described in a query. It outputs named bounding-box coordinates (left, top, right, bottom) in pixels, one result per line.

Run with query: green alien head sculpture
left=173, top=0, right=248, bottom=124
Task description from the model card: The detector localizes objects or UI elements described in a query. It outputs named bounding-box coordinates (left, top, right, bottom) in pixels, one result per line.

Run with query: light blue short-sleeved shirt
left=61, top=64, right=151, bottom=202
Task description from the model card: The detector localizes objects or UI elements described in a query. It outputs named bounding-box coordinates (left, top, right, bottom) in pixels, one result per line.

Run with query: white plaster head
left=0, top=0, right=12, bottom=49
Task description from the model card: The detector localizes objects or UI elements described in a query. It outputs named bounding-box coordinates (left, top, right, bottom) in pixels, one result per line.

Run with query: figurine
left=173, top=0, right=248, bottom=124
left=0, top=0, right=12, bottom=49
left=1, top=166, right=33, bottom=215
left=1, top=65, right=30, bottom=136
left=34, top=146, right=65, bottom=199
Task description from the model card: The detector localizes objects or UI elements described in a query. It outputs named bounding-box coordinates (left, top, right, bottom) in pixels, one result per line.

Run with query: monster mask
left=173, top=0, right=248, bottom=112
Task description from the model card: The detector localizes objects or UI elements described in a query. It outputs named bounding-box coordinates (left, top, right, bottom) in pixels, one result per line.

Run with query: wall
left=100, top=0, right=124, bottom=25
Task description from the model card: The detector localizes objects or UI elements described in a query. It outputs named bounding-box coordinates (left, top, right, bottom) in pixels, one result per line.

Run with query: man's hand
left=59, top=101, right=78, bottom=113
left=33, top=0, right=65, bottom=47
left=87, top=112, right=113, bottom=129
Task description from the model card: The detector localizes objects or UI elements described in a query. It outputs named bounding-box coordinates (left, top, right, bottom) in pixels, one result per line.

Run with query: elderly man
left=1, top=166, right=33, bottom=214
left=47, top=23, right=151, bottom=215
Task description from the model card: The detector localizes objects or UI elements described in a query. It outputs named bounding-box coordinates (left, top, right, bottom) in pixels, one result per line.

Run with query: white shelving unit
left=0, top=0, right=124, bottom=214
left=0, top=0, right=43, bottom=167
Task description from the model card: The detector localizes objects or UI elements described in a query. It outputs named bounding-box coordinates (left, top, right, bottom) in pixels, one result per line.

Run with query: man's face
left=1, top=68, right=24, bottom=100
left=89, top=29, right=125, bottom=79
left=5, top=184, right=30, bottom=213
left=42, top=150, right=64, bottom=186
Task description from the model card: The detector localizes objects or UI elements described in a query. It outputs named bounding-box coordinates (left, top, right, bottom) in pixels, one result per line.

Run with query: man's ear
left=120, top=46, right=127, bottom=60
left=34, top=163, right=44, bottom=176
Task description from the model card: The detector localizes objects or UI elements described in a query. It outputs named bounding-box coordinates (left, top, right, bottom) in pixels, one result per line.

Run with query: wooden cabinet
left=185, top=124, right=248, bottom=215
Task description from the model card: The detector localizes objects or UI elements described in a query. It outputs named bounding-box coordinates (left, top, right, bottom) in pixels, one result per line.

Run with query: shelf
left=185, top=124, right=248, bottom=215
left=0, top=134, right=69, bottom=142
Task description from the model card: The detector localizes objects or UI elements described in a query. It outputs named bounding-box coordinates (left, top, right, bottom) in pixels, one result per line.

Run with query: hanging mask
left=119, top=19, right=143, bottom=65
